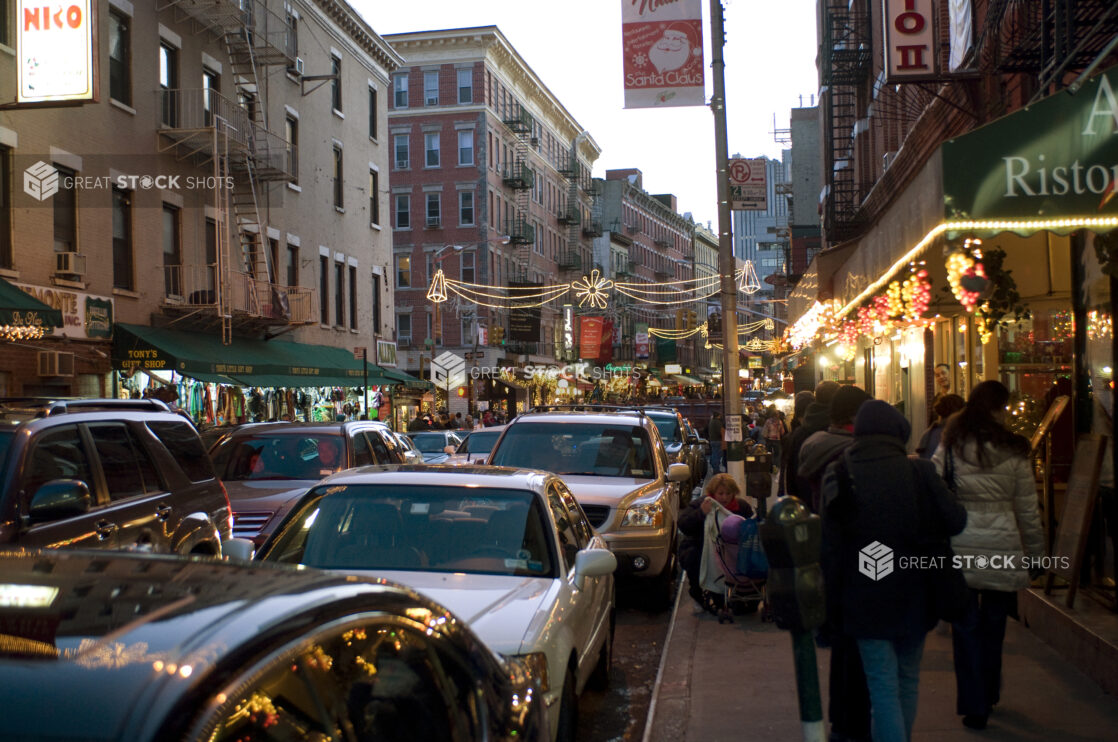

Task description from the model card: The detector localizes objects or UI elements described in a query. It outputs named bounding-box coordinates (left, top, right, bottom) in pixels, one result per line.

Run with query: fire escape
left=156, top=0, right=313, bottom=343
left=502, top=102, right=536, bottom=283
left=993, top=0, right=1118, bottom=98
left=820, top=0, right=872, bottom=245
left=557, top=142, right=593, bottom=277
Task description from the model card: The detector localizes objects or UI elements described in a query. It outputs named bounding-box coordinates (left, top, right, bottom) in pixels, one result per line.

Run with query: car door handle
left=155, top=504, right=173, bottom=522
left=95, top=520, right=119, bottom=541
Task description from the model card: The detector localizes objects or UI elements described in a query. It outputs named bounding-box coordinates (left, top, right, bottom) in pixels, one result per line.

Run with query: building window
left=335, top=261, right=345, bottom=326
left=53, top=165, right=76, bottom=253
left=349, top=265, right=358, bottom=330
left=202, top=67, right=219, bottom=126
left=371, top=272, right=382, bottom=331
left=461, top=251, right=475, bottom=283
left=332, top=145, right=343, bottom=209
left=319, top=255, right=329, bottom=324
left=368, top=170, right=379, bottom=226
left=205, top=218, right=217, bottom=292
left=426, top=193, right=441, bottom=228
left=368, top=87, right=377, bottom=139
left=0, top=146, right=10, bottom=269
left=393, top=72, right=408, bottom=108
left=285, top=8, right=297, bottom=58
left=424, top=70, right=438, bottom=106
left=396, top=255, right=411, bottom=288
left=397, top=313, right=411, bottom=343
left=424, top=132, right=440, bottom=168
left=285, top=115, right=298, bottom=183
left=159, top=43, right=178, bottom=126
left=112, top=188, right=133, bottom=290
left=394, top=133, right=409, bottom=169
left=162, top=204, right=181, bottom=296
left=330, top=55, right=342, bottom=112
left=108, top=11, right=130, bottom=105
left=286, top=244, right=298, bottom=287
left=394, top=194, right=410, bottom=229
left=268, top=237, right=279, bottom=283
left=457, top=68, right=472, bottom=104
left=457, top=130, right=473, bottom=165
left=459, top=191, right=474, bottom=226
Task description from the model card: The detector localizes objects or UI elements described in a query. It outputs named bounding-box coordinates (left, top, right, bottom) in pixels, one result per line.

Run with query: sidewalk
left=644, top=578, right=1118, bottom=741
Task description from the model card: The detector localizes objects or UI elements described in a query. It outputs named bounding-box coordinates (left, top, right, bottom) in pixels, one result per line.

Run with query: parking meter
left=761, top=495, right=825, bottom=742
left=744, top=442, right=773, bottom=518
left=760, top=496, right=825, bottom=631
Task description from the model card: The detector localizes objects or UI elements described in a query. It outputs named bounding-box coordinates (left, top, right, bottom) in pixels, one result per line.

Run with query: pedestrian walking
left=931, top=380, right=1045, bottom=731
left=707, top=411, right=724, bottom=475
left=783, top=380, right=840, bottom=501
left=761, top=409, right=787, bottom=472
left=915, top=394, right=964, bottom=459
left=822, top=400, right=966, bottom=742
left=795, top=384, right=872, bottom=742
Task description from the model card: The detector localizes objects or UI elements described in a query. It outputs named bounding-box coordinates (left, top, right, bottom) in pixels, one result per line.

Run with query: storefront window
left=998, top=309, right=1073, bottom=436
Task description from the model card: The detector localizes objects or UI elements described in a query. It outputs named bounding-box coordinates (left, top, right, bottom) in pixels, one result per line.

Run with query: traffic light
left=490, top=326, right=504, bottom=345
left=687, top=310, right=697, bottom=329
left=675, top=308, right=684, bottom=330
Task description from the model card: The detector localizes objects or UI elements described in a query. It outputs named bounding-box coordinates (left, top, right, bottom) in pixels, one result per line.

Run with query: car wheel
left=556, top=666, right=578, bottom=742
left=587, top=606, right=615, bottom=691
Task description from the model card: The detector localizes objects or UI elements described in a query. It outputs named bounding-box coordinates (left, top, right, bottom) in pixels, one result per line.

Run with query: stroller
left=710, top=513, right=770, bottom=624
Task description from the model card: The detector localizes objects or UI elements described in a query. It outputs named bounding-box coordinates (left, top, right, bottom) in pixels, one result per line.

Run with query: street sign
left=729, top=157, right=768, bottom=211
left=725, top=414, right=743, bottom=442
left=353, top=347, right=366, bottom=360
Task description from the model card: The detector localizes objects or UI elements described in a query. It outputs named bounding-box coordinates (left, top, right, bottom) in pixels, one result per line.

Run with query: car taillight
left=220, top=482, right=233, bottom=535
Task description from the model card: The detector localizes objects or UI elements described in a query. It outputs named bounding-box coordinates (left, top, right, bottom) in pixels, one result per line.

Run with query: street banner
left=508, top=282, right=542, bottom=342
left=580, top=316, right=603, bottom=359
left=599, top=318, right=615, bottom=365
left=884, top=0, right=937, bottom=82
left=707, top=302, right=723, bottom=344
left=622, top=0, right=705, bottom=108
left=729, top=157, right=768, bottom=211
left=656, top=337, right=677, bottom=363
left=635, top=322, right=650, bottom=359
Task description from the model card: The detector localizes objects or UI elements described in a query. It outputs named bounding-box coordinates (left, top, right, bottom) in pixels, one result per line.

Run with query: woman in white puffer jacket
left=932, top=380, right=1045, bottom=732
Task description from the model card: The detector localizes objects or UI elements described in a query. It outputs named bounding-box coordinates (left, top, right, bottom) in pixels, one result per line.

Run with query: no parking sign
left=729, top=157, right=768, bottom=211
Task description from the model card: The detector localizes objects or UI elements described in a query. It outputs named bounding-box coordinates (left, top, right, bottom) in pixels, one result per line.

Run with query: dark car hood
left=222, top=479, right=320, bottom=511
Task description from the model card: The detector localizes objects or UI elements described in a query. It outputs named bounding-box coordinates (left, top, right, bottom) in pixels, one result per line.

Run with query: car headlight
left=511, top=651, right=549, bottom=692
left=622, top=497, right=664, bottom=528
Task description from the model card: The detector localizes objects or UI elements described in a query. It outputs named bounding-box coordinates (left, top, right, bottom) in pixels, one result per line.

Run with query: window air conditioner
left=426, top=216, right=441, bottom=228
left=395, top=159, right=408, bottom=169
left=55, top=251, right=86, bottom=277
left=38, top=351, right=75, bottom=377
left=289, top=57, right=304, bottom=76
left=397, top=336, right=412, bottom=347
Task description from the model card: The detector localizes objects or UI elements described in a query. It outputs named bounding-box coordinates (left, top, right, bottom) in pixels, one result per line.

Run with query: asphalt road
left=576, top=577, right=677, bottom=742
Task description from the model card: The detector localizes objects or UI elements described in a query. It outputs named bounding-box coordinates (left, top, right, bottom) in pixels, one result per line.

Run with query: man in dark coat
left=821, top=400, right=966, bottom=742
left=783, top=380, right=840, bottom=501
left=798, top=385, right=872, bottom=512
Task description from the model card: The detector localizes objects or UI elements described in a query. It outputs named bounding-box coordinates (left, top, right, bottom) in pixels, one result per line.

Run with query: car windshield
left=650, top=416, right=681, bottom=442
left=213, top=434, right=344, bottom=481
left=262, top=485, right=556, bottom=577
left=488, top=422, right=655, bottom=479
left=459, top=430, right=500, bottom=454
left=410, top=433, right=450, bottom=453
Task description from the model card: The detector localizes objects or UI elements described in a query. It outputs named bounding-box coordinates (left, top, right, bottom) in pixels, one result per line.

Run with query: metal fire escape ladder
left=214, top=125, right=234, bottom=344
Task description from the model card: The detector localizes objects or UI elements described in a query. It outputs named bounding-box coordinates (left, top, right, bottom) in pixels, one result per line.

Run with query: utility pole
left=710, top=0, right=745, bottom=491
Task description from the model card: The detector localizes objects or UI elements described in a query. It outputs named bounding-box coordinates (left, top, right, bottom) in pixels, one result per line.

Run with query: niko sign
left=883, top=0, right=936, bottom=82
left=17, top=1, right=96, bottom=104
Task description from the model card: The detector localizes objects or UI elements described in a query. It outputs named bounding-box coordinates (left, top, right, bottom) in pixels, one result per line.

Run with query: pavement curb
left=641, top=578, right=695, bottom=742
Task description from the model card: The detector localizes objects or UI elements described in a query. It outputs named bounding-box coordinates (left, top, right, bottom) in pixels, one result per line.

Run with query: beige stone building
left=0, top=0, right=402, bottom=397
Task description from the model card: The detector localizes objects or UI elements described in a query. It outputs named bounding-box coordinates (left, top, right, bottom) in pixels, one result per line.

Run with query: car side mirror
left=27, top=480, right=91, bottom=523
left=222, top=537, right=256, bottom=561
left=574, top=548, right=617, bottom=590
left=667, top=462, right=690, bottom=482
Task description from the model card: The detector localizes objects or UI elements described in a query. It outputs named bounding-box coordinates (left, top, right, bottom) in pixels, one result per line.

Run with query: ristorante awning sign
left=943, top=65, right=1118, bottom=221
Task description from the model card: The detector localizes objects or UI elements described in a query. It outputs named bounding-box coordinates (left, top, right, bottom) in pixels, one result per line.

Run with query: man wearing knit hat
left=798, top=384, right=873, bottom=512
left=783, top=380, right=841, bottom=500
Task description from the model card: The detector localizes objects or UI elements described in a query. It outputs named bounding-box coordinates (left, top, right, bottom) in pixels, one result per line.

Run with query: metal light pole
left=710, top=0, right=745, bottom=491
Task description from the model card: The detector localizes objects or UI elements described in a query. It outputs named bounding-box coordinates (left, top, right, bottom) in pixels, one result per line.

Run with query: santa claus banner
left=622, top=0, right=705, bottom=108
left=599, top=318, right=615, bottom=365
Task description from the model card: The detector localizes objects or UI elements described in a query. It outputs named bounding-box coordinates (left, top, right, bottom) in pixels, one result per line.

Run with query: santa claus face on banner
left=650, top=28, right=698, bottom=73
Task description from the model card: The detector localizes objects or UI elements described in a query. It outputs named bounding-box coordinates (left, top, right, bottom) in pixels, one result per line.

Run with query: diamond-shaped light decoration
left=740, top=260, right=762, bottom=294
left=426, top=268, right=448, bottom=303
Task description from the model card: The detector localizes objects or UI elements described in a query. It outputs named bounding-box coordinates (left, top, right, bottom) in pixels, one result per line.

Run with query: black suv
left=0, top=398, right=232, bottom=554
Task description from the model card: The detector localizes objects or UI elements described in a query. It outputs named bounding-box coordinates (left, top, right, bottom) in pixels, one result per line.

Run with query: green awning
left=0, top=277, right=63, bottom=329
left=381, top=367, right=433, bottom=390
left=112, top=323, right=420, bottom=388
left=671, top=374, right=704, bottom=387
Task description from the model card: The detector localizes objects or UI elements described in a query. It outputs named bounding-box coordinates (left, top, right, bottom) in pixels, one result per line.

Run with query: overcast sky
left=351, top=0, right=820, bottom=228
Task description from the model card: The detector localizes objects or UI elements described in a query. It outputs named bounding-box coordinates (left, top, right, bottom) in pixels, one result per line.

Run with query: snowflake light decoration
left=572, top=269, right=613, bottom=309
